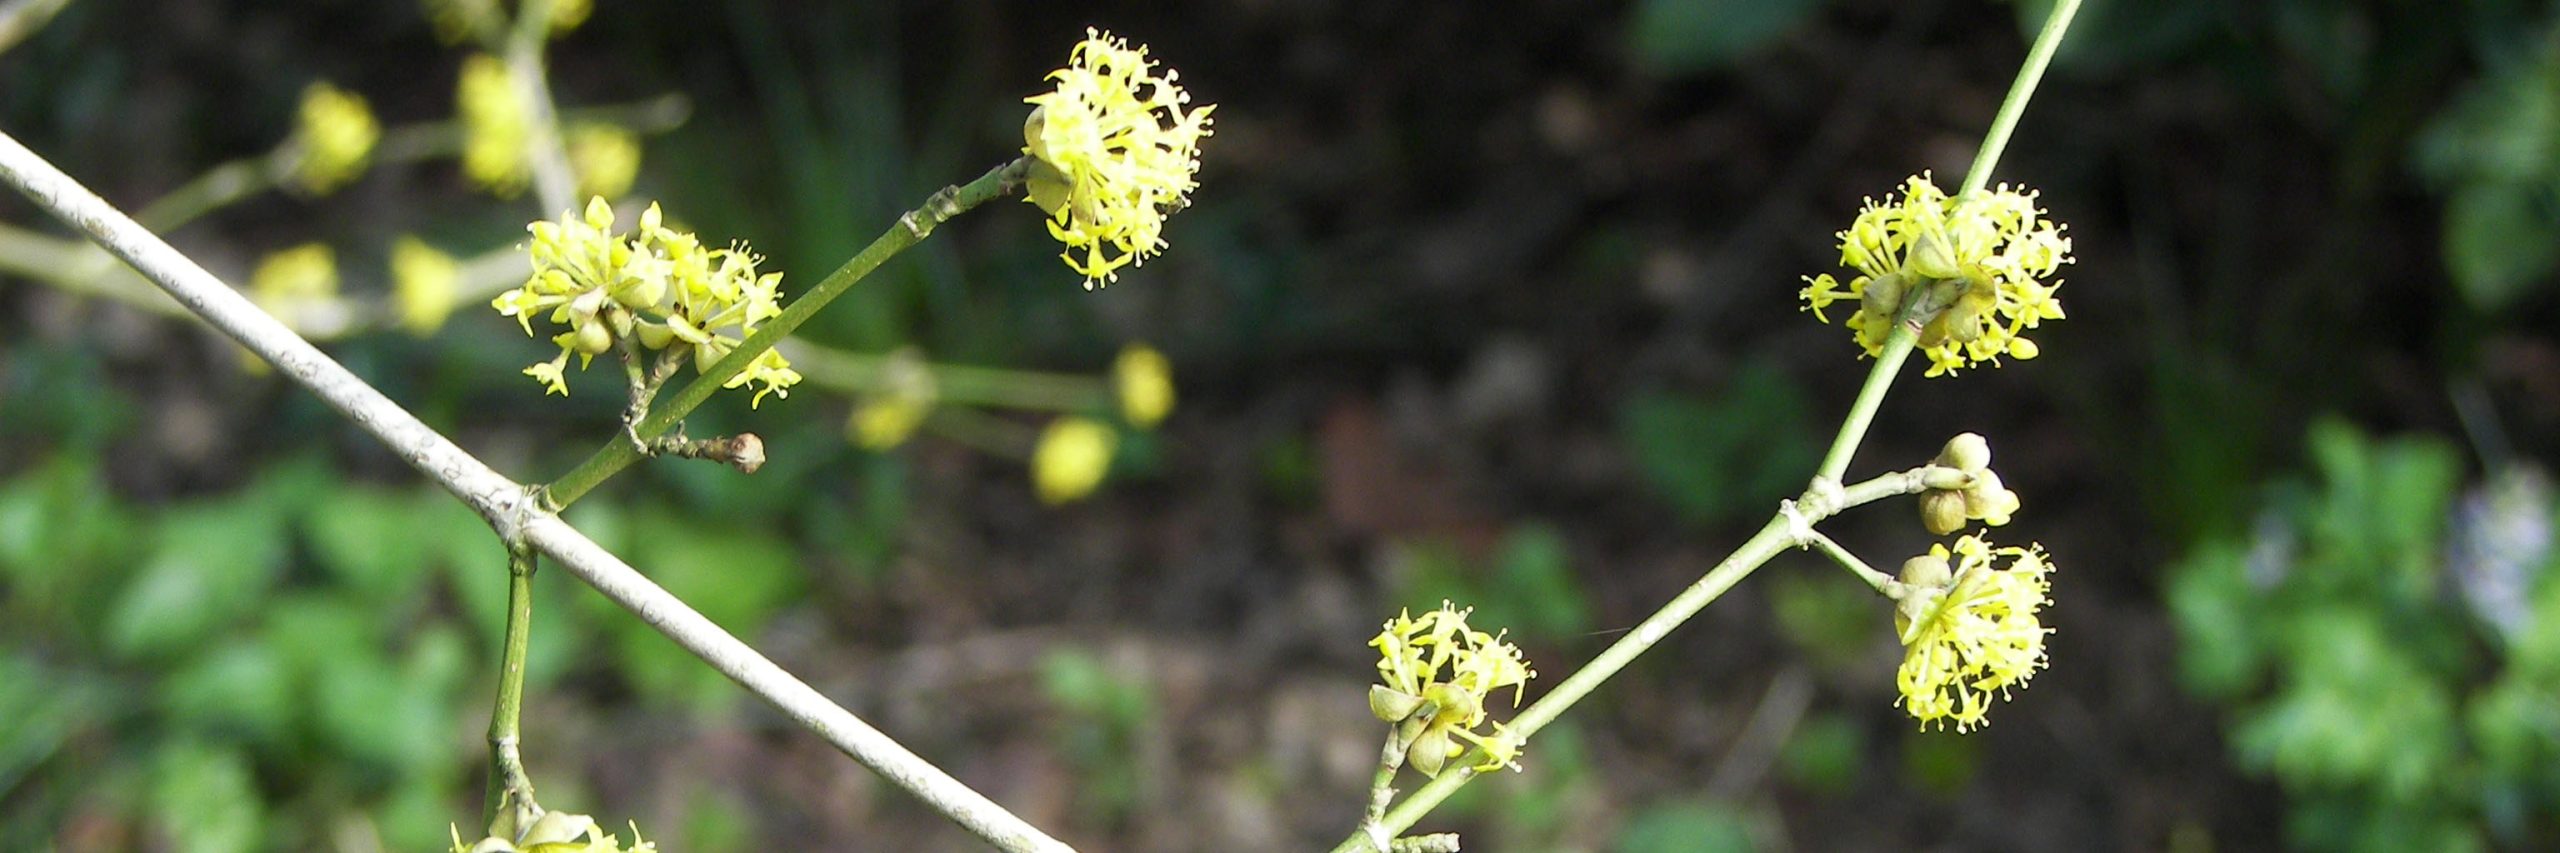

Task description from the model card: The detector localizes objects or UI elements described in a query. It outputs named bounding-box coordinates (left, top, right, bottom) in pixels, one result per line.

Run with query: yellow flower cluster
left=293, top=82, right=378, bottom=194
left=392, top=236, right=460, bottom=336
left=1799, top=174, right=2071, bottom=377
left=1113, top=344, right=1175, bottom=428
left=492, top=197, right=802, bottom=406
left=568, top=124, right=640, bottom=200
left=250, top=243, right=339, bottom=321
left=459, top=54, right=530, bottom=198
left=1893, top=534, right=2053, bottom=732
left=1369, top=602, right=1534, bottom=777
left=1032, top=417, right=1116, bottom=504
left=1022, top=29, right=1214, bottom=289
left=450, top=813, right=654, bottom=853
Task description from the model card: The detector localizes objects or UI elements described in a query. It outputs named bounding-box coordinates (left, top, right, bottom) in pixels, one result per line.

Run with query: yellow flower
left=1369, top=602, right=1535, bottom=777
left=493, top=197, right=801, bottom=405
left=251, top=243, right=339, bottom=323
left=568, top=124, right=641, bottom=200
left=1032, top=416, right=1116, bottom=504
left=1022, top=28, right=1214, bottom=290
left=392, top=236, right=460, bottom=336
left=459, top=54, right=530, bottom=198
left=1894, top=534, right=2053, bottom=732
left=1113, top=344, right=1175, bottom=428
left=1799, top=173, right=2072, bottom=377
left=293, top=82, right=378, bottom=194
left=423, top=0, right=498, bottom=44
left=849, top=349, right=935, bottom=450
left=545, top=0, right=592, bottom=35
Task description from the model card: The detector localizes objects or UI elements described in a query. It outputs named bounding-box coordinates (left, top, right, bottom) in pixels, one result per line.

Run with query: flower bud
left=1936, top=433, right=1991, bottom=472
left=1921, top=490, right=1969, bottom=536
left=1862, top=271, right=1911, bottom=320
left=1908, top=232, right=1961, bottom=279
left=1899, top=554, right=1953, bottom=590
left=1371, top=685, right=1425, bottom=723
left=570, top=316, right=613, bottom=356
left=1407, top=726, right=1454, bottom=778
left=1963, top=470, right=2010, bottom=517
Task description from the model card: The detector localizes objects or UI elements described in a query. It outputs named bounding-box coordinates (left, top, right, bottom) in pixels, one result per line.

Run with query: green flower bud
left=1370, top=685, right=1425, bottom=723
left=1908, top=231, right=1961, bottom=279
left=1899, top=554, right=1953, bottom=590
left=1407, top=726, right=1453, bottom=779
left=1962, top=470, right=2010, bottom=517
left=1936, top=433, right=1991, bottom=472
left=1862, top=271, right=1911, bottom=321
left=1921, top=489, right=1969, bottom=536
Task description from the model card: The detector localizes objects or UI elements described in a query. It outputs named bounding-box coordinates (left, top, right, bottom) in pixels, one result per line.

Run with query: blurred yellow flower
left=1022, top=28, right=1214, bottom=289
left=459, top=54, right=530, bottom=198
left=1113, top=343, right=1175, bottom=428
left=545, top=0, right=591, bottom=35
left=1894, top=534, right=2053, bottom=732
left=251, top=243, right=339, bottom=317
left=1032, top=416, right=1116, bottom=504
left=391, top=237, right=460, bottom=336
left=1799, top=173, right=2071, bottom=377
left=293, top=82, right=378, bottom=194
left=568, top=124, right=640, bottom=200
left=849, top=349, right=935, bottom=450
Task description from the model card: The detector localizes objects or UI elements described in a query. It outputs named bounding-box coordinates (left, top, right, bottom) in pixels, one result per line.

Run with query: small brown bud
left=723, top=433, right=765, bottom=474
left=1920, top=490, right=1969, bottom=536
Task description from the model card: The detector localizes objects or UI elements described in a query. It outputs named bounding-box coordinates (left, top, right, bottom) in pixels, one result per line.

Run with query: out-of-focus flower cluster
left=1892, top=534, right=2053, bottom=731
left=1799, top=173, right=2071, bottom=377
left=1370, top=602, right=1535, bottom=777
left=450, top=812, right=652, bottom=853
left=1021, top=28, right=1214, bottom=290
left=492, top=197, right=800, bottom=406
left=459, top=54, right=530, bottom=198
left=293, top=82, right=378, bottom=195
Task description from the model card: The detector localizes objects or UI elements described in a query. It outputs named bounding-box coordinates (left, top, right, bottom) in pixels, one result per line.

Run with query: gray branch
left=0, top=128, right=1071, bottom=853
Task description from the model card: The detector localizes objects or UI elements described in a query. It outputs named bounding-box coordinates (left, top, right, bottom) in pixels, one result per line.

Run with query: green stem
left=541, top=156, right=1032, bottom=509
left=1957, top=0, right=2079, bottom=199
left=1805, top=529, right=1896, bottom=595
left=484, top=545, right=540, bottom=825
left=1814, top=327, right=1918, bottom=484
left=785, top=341, right=1111, bottom=412
left=1334, top=8, right=2084, bottom=844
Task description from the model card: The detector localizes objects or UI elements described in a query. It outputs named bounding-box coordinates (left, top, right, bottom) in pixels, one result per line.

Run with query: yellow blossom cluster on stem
left=292, top=82, right=378, bottom=194
left=491, top=197, right=801, bottom=406
left=1021, top=28, right=1214, bottom=290
left=1892, top=533, right=2053, bottom=732
left=1369, top=602, right=1535, bottom=778
left=392, top=236, right=460, bottom=336
left=458, top=53, right=531, bottom=198
left=1799, top=173, right=2072, bottom=377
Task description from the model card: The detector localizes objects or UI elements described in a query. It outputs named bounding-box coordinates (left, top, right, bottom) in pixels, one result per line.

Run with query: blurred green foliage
left=1618, top=364, right=1818, bottom=527
left=1390, top=523, right=1594, bottom=645
left=2169, top=420, right=2560, bottom=850
left=1038, top=648, right=1157, bottom=827
left=0, top=445, right=813, bottom=849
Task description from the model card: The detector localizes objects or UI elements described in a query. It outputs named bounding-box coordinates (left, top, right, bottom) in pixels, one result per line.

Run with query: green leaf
left=159, top=641, right=295, bottom=751
left=304, top=485, right=437, bottom=604
left=151, top=738, right=264, bottom=853
left=1618, top=366, right=1816, bottom=524
left=1614, top=800, right=1755, bottom=853
left=1627, top=0, right=1826, bottom=76
left=1778, top=712, right=1863, bottom=796
left=2442, top=181, right=2560, bottom=310
left=105, top=499, right=288, bottom=661
left=0, top=654, right=103, bottom=801
left=1490, top=524, right=1591, bottom=641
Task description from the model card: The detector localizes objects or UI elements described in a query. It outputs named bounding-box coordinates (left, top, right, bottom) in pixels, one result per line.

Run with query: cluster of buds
left=1887, top=534, right=2054, bottom=732
left=1021, top=29, right=1214, bottom=289
left=1368, top=602, right=1534, bottom=778
left=1799, top=173, right=2071, bottom=377
left=1918, top=432, right=2021, bottom=535
left=492, top=197, right=801, bottom=406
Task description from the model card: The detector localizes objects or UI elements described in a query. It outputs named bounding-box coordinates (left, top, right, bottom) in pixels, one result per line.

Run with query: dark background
left=5, top=0, right=2559, bottom=850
